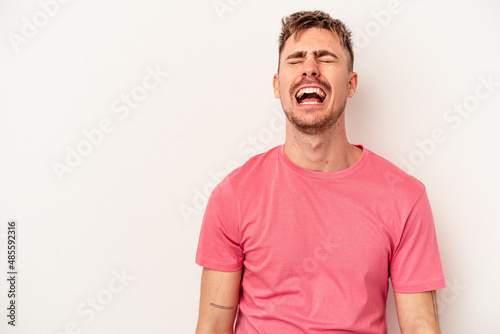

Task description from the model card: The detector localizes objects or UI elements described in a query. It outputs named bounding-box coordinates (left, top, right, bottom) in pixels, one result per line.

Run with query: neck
left=284, top=116, right=362, bottom=172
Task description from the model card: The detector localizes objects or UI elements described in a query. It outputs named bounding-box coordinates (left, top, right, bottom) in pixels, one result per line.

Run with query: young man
left=195, top=10, right=445, bottom=334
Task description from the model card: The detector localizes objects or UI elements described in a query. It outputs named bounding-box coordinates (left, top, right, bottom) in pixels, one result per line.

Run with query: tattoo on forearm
left=209, top=302, right=234, bottom=310
left=431, top=290, right=438, bottom=321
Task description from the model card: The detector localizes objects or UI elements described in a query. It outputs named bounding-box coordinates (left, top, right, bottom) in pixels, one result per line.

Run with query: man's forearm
left=195, top=324, right=233, bottom=334
left=396, top=290, right=442, bottom=334
left=196, top=268, right=241, bottom=334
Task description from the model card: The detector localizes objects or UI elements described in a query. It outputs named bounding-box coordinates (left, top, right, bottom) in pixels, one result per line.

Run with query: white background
left=1, top=0, right=499, bottom=333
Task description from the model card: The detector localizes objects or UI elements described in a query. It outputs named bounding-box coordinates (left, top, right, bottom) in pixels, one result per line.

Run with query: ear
left=273, top=73, right=280, bottom=99
left=347, top=71, right=358, bottom=98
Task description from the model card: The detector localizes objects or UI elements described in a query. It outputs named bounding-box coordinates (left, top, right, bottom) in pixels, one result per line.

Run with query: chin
left=283, top=102, right=346, bottom=135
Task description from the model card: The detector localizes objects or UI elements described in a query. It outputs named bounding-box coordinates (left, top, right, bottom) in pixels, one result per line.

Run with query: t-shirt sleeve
left=195, top=177, right=244, bottom=272
left=390, top=189, right=446, bottom=293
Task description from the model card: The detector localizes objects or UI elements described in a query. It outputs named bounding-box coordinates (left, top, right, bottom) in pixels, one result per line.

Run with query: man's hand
left=394, top=290, right=441, bottom=334
left=196, top=267, right=242, bottom=334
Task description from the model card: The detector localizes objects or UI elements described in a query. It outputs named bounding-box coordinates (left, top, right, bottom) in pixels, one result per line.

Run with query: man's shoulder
left=236, top=145, right=281, bottom=174
left=213, top=145, right=281, bottom=195
left=364, top=148, right=426, bottom=197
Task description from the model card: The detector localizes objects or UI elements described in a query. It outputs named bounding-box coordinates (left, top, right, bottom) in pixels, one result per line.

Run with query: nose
left=302, top=57, right=319, bottom=78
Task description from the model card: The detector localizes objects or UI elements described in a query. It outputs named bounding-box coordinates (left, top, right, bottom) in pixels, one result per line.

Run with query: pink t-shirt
left=196, top=145, right=446, bottom=333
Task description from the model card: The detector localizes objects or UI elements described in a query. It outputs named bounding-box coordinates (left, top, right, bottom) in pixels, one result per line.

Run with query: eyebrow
left=285, top=50, right=339, bottom=60
left=314, top=50, right=339, bottom=59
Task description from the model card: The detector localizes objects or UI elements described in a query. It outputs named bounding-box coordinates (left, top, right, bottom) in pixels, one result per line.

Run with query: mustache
left=290, top=78, right=332, bottom=96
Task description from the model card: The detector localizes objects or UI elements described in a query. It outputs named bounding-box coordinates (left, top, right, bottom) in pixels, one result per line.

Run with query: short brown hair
left=278, top=10, right=354, bottom=72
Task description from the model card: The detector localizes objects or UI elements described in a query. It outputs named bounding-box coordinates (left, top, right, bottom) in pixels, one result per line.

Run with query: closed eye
left=318, top=56, right=336, bottom=64
left=284, top=50, right=338, bottom=65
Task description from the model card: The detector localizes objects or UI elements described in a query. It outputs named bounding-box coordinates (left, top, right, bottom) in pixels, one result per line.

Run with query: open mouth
left=295, top=87, right=326, bottom=105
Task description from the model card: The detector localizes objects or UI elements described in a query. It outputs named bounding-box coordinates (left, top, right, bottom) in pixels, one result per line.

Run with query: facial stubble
left=282, top=90, right=347, bottom=136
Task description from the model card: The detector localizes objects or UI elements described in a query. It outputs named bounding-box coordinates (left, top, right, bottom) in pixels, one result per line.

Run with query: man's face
left=273, top=28, right=357, bottom=135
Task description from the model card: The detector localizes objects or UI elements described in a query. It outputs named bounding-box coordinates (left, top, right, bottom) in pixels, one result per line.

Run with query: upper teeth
left=296, top=87, right=326, bottom=99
